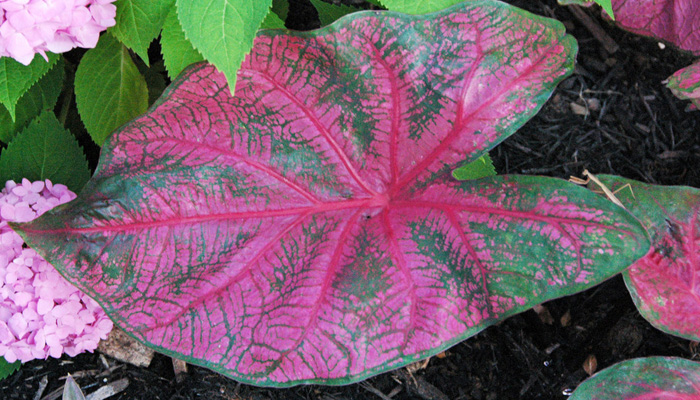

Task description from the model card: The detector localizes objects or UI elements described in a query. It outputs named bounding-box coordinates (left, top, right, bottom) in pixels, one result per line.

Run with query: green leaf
left=0, top=58, right=64, bottom=144
left=75, top=32, right=149, bottom=146
left=557, top=0, right=615, bottom=20
left=378, top=0, right=463, bottom=14
left=160, top=6, right=205, bottom=80
left=0, top=111, right=90, bottom=192
left=0, top=53, right=59, bottom=121
left=175, top=0, right=273, bottom=92
left=271, top=0, right=289, bottom=21
left=110, top=0, right=176, bottom=65
left=261, top=10, right=285, bottom=29
left=452, top=154, right=496, bottom=180
left=310, top=0, right=360, bottom=26
left=0, top=357, right=20, bottom=381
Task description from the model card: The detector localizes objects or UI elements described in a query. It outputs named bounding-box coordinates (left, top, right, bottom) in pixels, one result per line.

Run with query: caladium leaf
left=13, top=2, right=649, bottom=386
left=592, top=176, right=700, bottom=341
left=666, top=59, right=700, bottom=111
left=570, top=357, right=700, bottom=399
left=609, top=0, right=700, bottom=55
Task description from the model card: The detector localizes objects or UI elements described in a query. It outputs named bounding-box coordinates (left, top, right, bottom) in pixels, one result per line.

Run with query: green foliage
left=452, top=154, right=496, bottom=181
left=110, top=0, right=176, bottom=65
left=0, top=53, right=59, bottom=121
left=175, top=0, right=273, bottom=92
left=0, top=111, right=90, bottom=192
left=558, top=0, right=615, bottom=20
left=378, top=0, right=463, bottom=14
left=75, top=32, right=149, bottom=146
left=310, top=0, right=360, bottom=26
left=0, top=357, right=20, bottom=381
left=0, top=58, right=64, bottom=144
left=160, top=7, right=204, bottom=80
left=271, top=0, right=289, bottom=21
left=260, top=10, right=286, bottom=29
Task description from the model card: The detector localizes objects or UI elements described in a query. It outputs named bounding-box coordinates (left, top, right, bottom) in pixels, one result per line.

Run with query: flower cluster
left=0, top=179, right=112, bottom=363
left=0, top=0, right=117, bottom=65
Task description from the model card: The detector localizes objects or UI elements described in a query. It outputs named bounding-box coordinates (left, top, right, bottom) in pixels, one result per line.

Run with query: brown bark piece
left=97, top=327, right=154, bottom=368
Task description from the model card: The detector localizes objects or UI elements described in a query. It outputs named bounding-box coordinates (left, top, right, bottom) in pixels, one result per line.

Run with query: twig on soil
left=32, top=375, right=48, bottom=400
left=568, top=5, right=619, bottom=54
left=360, top=382, right=394, bottom=400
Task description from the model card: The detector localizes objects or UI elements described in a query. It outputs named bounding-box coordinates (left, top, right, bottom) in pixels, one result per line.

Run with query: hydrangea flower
left=0, top=178, right=113, bottom=363
left=0, top=0, right=117, bottom=65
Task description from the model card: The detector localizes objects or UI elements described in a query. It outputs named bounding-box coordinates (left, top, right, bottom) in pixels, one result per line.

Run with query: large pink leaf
left=571, top=357, right=700, bottom=399
left=594, top=176, right=700, bottom=341
left=610, top=0, right=700, bottom=55
left=12, top=2, right=649, bottom=386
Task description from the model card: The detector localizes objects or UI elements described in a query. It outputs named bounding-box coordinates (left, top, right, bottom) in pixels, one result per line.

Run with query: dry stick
left=568, top=5, right=620, bottom=54
left=360, top=382, right=394, bottom=400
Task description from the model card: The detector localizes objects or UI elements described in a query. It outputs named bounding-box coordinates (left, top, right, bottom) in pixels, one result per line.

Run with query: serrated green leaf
left=557, top=0, right=614, bottom=20
left=0, top=357, right=20, bottom=381
left=0, top=58, right=64, bottom=144
left=160, top=7, right=205, bottom=80
left=110, top=0, right=175, bottom=65
left=141, top=60, right=168, bottom=105
left=378, top=0, right=463, bottom=14
left=0, top=111, right=90, bottom=192
left=452, top=154, right=496, bottom=180
left=176, top=0, right=273, bottom=92
left=261, top=10, right=285, bottom=29
left=0, top=53, right=59, bottom=120
left=271, top=0, right=289, bottom=21
left=75, top=32, right=149, bottom=146
left=310, top=0, right=360, bottom=26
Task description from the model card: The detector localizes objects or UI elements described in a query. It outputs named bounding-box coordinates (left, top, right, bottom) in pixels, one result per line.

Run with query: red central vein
left=443, top=209, right=493, bottom=320
left=146, top=136, right=321, bottom=205
left=391, top=35, right=562, bottom=196
left=140, top=212, right=312, bottom=333
left=392, top=200, right=639, bottom=237
left=268, top=209, right=363, bottom=373
left=240, top=69, right=378, bottom=197
left=381, top=208, right=416, bottom=353
left=360, top=32, right=402, bottom=184
left=22, top=198, right=374, bottom=235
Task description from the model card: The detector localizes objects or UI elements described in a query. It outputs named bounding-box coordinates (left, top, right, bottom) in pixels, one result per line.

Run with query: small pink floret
left=0, top=179, right=113, bottom=364
left=0, top=0, right=117, bottom=65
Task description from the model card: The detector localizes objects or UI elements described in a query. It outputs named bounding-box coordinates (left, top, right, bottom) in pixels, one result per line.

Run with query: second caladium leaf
left=571, top=357, right=700, bottom=399
left=13, top=2, right=648, bottom=386
left=666, top=59, right=700, bottom=111
left=593, top=175, right=700, bottom=341
left=610, top=0, right=700, bottom=55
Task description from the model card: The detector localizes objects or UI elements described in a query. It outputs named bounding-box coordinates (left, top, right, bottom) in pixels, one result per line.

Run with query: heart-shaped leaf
left=592, top=175, right=700, bottom=341
left=571, top=357, right=700, bottom=399
left=13, top=2, right=649, bottom=386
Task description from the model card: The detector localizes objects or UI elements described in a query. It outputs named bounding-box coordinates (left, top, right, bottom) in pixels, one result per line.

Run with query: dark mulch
left=1, top=0, right=698, bottom=399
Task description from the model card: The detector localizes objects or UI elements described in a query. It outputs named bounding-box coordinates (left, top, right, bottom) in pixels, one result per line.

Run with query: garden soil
left=1, top=0, right=698, bottom=399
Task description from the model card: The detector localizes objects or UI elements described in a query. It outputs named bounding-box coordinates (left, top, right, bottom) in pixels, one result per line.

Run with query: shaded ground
left=1, top=0, right=699, bottom=399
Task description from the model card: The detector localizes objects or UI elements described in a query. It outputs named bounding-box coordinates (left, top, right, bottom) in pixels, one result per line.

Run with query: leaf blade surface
left=13, top=2, right=649, bottom=386
left=571, top=357, right=700, bottom=399
left=594, top=175, right=700, bottom=341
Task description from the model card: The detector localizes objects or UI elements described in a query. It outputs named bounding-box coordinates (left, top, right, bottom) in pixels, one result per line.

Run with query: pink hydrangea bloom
left=0, top=0, right=117, bottom=65
left=0, top=178, right=113, bottom=363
